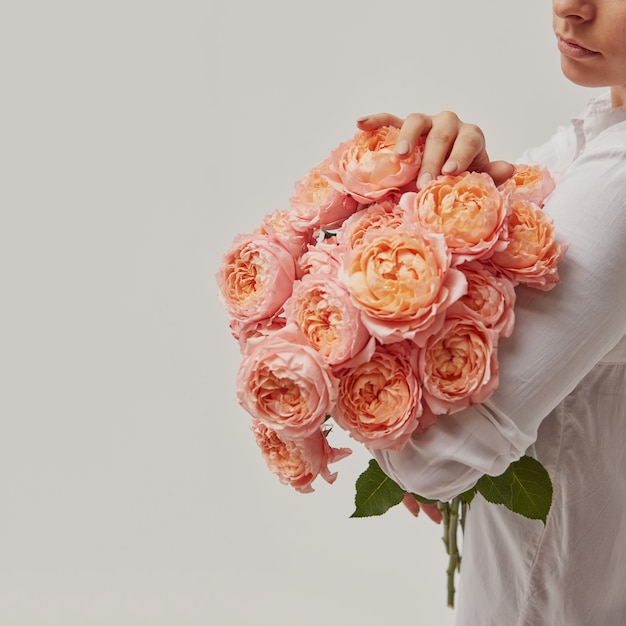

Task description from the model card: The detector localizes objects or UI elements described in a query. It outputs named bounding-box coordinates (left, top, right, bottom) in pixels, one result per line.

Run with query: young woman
left=360, top=1, right=626, bottom=624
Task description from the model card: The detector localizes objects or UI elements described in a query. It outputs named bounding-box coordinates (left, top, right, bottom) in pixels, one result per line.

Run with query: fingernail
left=418, top=172, right=433, bottom=189
left=442, top=160, right=458, bottom=174
left=396, top=140, right=410, bottom=156
left=356, top=116, right=369, bottom=124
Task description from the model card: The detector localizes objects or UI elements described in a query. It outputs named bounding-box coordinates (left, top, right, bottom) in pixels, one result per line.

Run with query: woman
left=361, top=1, right=626, bottom=624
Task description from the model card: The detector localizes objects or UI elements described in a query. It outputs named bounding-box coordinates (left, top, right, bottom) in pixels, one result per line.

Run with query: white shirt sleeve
left=372, top=122, right=626, bottom=501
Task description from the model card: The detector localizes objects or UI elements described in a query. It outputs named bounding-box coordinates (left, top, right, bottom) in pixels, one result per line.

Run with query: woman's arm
left=370, top=122, right=626, bottom=502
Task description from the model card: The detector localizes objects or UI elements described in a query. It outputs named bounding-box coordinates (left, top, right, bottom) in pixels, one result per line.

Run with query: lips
left=557, top=36, right=599, bottom=59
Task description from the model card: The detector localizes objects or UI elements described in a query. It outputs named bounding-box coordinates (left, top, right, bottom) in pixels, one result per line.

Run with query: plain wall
left=1, top=1, right=600, bottom=624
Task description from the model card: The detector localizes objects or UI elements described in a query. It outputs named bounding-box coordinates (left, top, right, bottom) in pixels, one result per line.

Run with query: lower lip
left=558, top=37, right=598, bottom=59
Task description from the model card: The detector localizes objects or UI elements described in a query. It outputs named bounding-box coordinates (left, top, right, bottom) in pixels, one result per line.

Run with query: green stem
left=437, top=501, right=450, bottom=553
left=460, top=499, right=468, bottom=535
left=445, top=496, right=462, bottom=608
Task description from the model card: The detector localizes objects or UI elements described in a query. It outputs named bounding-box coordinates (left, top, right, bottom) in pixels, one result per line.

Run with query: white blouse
left=372, top=93, right=626, bottom=625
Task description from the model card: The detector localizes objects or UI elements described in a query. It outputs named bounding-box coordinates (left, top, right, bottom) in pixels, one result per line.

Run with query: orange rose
left=252, top=422, right=351, bottom=494
left=341, top=226, right=467, bottom=345
left=489, top=198, right=568, bottom=290
left=298, top=241, right=343, bottom=277
left=419, top=316, right=499, bottom=415
left=404, top=172, right=507, bottom=264
left=335, top=341, right=423, bottom=451
left=325, top=126, right=423, bottom=203
left=258, top=209, right=310, bottom=260
left=284, top=273, right=375, bottom=368
left=448, top=261, right=517, bottom=338
left=217, top=232, right=297, bottom=324
left=499, top=164, right=556, bottom=206
left=337, top=199, right=405, bottom=250
left=237, top=326, right=337, bottom=439
left=231, top=315, right=287, bottom=355
left=289, top=159, right=359, bottom=231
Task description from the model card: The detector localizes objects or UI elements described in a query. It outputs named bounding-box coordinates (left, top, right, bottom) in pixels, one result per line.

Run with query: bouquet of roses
left=216, top=125, right=566, bottom=607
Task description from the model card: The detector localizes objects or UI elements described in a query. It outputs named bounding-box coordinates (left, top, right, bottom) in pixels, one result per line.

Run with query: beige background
left=1, top=1, right=598, bottom=624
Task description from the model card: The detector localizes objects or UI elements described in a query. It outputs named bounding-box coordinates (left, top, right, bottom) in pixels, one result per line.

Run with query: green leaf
left=460, top=486, right=477, bottom=506
left=475, top=455, right=553, bottom=524
left=351, top=459, right=406, bottom=518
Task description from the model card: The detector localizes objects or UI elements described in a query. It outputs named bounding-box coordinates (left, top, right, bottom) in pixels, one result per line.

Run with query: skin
left=553, top=0, right=626, bottom=107
left=358, top=0, right=626, bottom=186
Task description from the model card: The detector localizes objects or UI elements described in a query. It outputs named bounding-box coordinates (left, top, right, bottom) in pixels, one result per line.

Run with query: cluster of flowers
left=216, top=125, right=567, bottom=494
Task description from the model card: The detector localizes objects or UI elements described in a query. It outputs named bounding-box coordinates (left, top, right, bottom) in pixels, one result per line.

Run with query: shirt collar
left=569, top=92, right=626, bottom=158
left=580, top=92, right=626, bottom=142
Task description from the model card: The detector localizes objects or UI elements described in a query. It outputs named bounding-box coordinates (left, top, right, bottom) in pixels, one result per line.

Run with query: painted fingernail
left=418, top=172, right=433, bottom=189
left=396, top=140, right=410, bottom=155
left=442, top=160, right=458, bottom=174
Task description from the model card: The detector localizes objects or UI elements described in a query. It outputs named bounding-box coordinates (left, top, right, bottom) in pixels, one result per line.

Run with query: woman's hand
left=357, top=111, right=514, bottom=189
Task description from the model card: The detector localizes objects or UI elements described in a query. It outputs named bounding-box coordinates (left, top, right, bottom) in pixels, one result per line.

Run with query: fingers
left=395, top=113, right=432, bottom=160
left=481, top=160, right=516, bottom=187
left=418, top=110, right=464, bottom=188
left=357, top=112, right=431, bottom=160
left=356, top=113, right=404, bottom=131
left=421, top=503, right=443, bottom=524
left=442, top=122, right=487, bottom=175
left=356, top=110, right=509, bottom=188
left=402, top=492, right=421, bottom=517
left=419, top=114, right=492, bottom=188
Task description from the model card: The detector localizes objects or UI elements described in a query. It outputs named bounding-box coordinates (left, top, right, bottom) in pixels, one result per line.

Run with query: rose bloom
left=419, top=315, right=499, bottom=415
left=298, top=241, right=343, bottom=277
left=325, top=126, right=423, bottom=203
left=403, top=172, right=508, bottom=264
left=289, top=159, right=359, bottom=231
left=448, top=261, right=517, bottom=338
left=489, top=198, right=569, bottom=290
left=217, top=232, right=297, bottom=324
left=499, top=164, right=556, bottom=206
left=335, top=341, right=424, bottom=451
left=284, top=273, right=375, bottom=368
left=230, top=314, right=287, bottom=354
left=341, top=226, right=467, bottom=345
left=337, top=199, right=405, bottom=250
left=257, top=209, right=310, bottom=260
left=252, top=421, right=351, bottom=494
left=237, top=325, right=337, bottom=439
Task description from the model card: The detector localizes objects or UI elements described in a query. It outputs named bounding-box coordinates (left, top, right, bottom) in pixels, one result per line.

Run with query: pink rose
left=298, top=242, right=343, bottom=277
left=237, top=325, right=337, bottom=439
left=419, top=316, right=499, bottom=415
left=252, top=421, right=351, bottom=494
left=337, top=199, right=405, bottom=250
left=403, top=172, right=508, bottom=264
left=334, top=341, right=424, bottom=451
left=489, top=198, right=569, bottom=290
left=341, top=226, right=467, bottom=345
left=284, top=273, right=375, bottom=368
left=500, top=164, right=556, bottom=206
left=325, top=126, right=423, bottom=203
left=217, top=232, right=297, bottom=324
left=257, top=209, right=310, bottom=260
left=289, top=159, right=360, bottom=231
left=230, top=315, right=287, bottom=354
left=448, top=261, right=517, bottom=338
